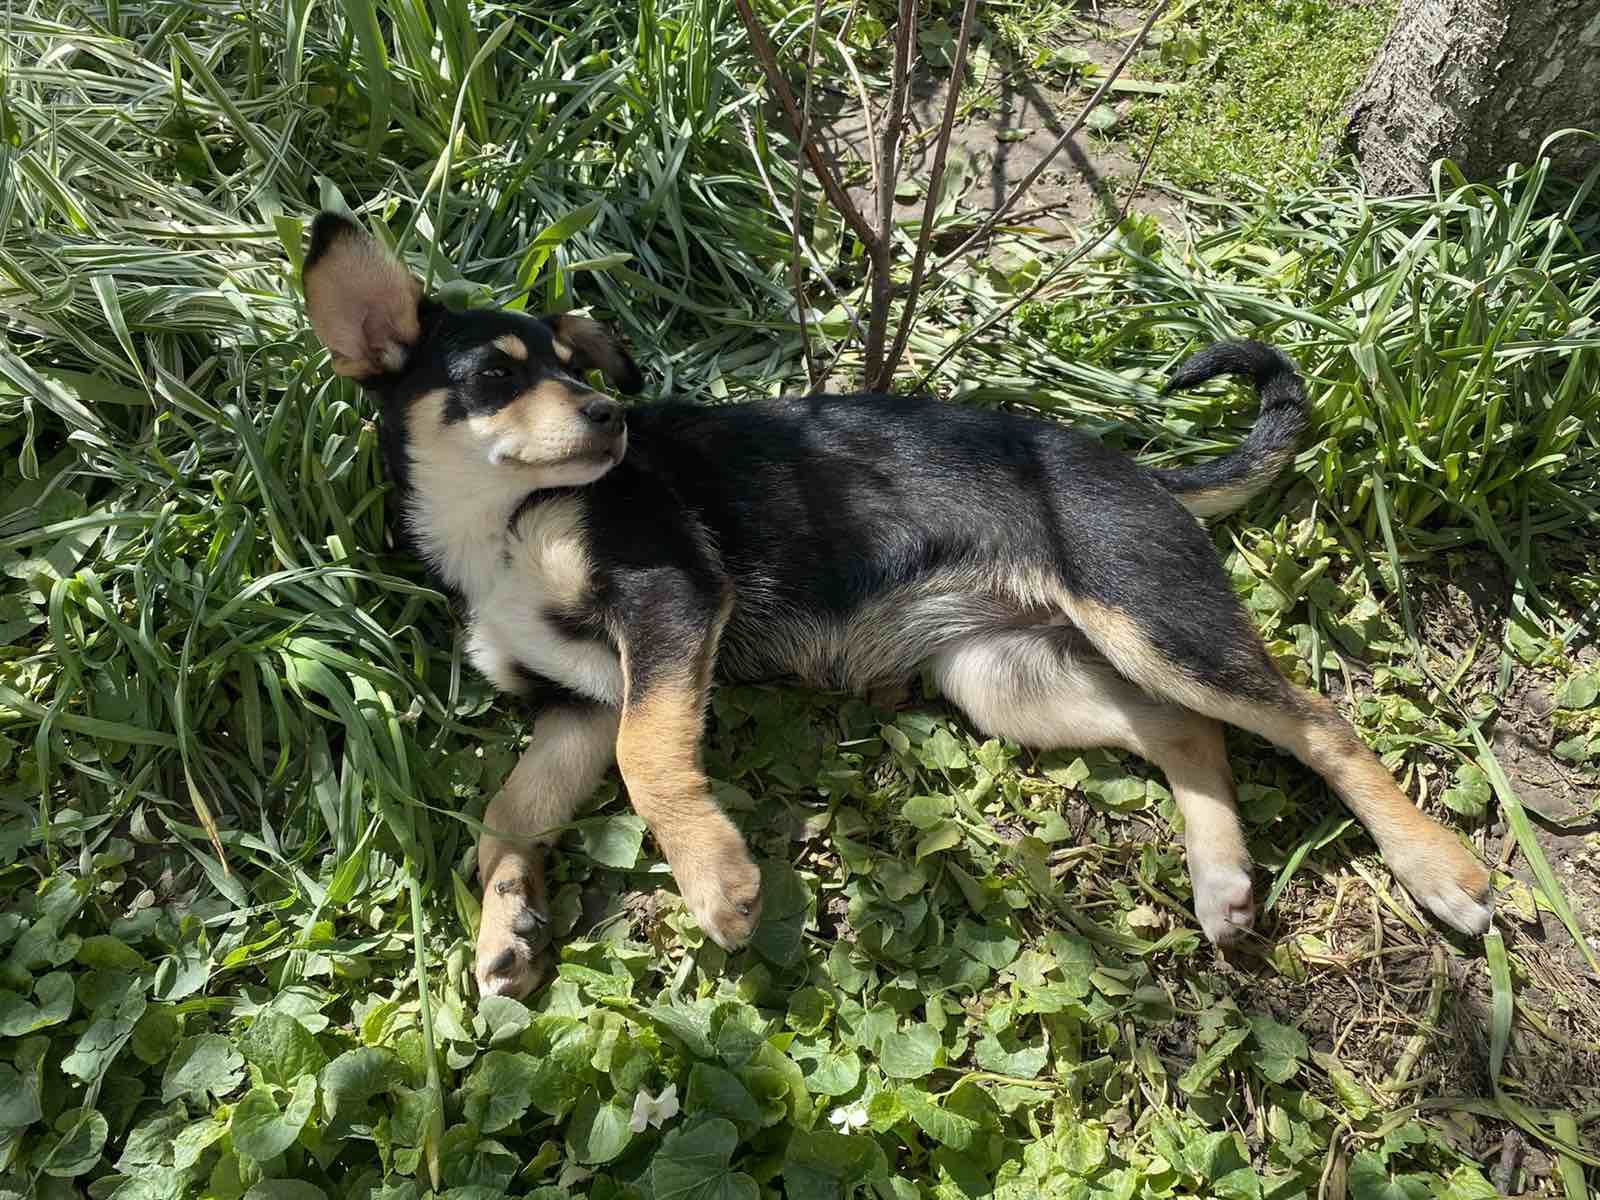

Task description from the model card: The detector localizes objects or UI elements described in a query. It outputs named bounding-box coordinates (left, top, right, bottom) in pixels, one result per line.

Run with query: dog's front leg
left=476, top=703, right=619, bottom=997
left=613, top=584, right=762, bottom=950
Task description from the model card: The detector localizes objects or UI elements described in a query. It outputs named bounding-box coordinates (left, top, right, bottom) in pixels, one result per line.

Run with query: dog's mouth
left=486, top=426, right=626, bottom=470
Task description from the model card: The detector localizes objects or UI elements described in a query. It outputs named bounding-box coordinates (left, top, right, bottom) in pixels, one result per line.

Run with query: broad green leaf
left=241, top=1010, right=328, bottom=1088
left=751, top=860, right=809, bottom=965
left=975, top=1028, right=1047, bottom=1078
left=957, top=920, right=1020, bottom=970
left=0, top=1064, right=42, bottom=1129
left=1349, top=1152, right=1432, bottom=1200
left=0, top=970, right=72, bottom=1035
left=478, top=994, right=532, bottom=1045
left=652, top=1117, right=759, bottom=1200
left=231, top=1076, right=317, bottom=1161
left=566, top=1093, right=633, bottom=1164
left=797, top=1045, right=861, bottom=1097
left=320, top=1047, right=403, bottom=1121
left=62, top=984, right=146, bottom=1083
left=461, top=1051, right=538, bottom=1133
left=76, top=935, right=145, bottom=970
left=878, top=1024, right=942, bottom=1079
left=39, top=1108, right=109, bottom=1177
left=898, top=1087, right=977, bottom=1150
left=243, top=1183, right=329, bottom=1200
left=527, top=1019, right=595, bottom=1117
left=572, top=813, right=646, bottom=868
left=1178, top=1025, right=1250, bottom=1093
left=1246, top=1013, right=1308, bottom=1083
left=783, top=1128, right=888, bottom=1200
left=1555, top=672, right=1598, bottom=709
left=686, top=1063, right=760, bottom=1131
left=161, top=1033, right=245, bottom=1104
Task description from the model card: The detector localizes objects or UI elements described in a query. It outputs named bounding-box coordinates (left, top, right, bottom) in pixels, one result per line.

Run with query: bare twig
left=913, top=117, right=1165, bottom=392
left=862, top=0, right=917, bottom=385
left=792, top=0, right=825, bottom=388
left=733, top=0, right=877, bottom=249
left=876, top=0, right=979, bottom=389
left=933, top=0, right=1169, bottom=272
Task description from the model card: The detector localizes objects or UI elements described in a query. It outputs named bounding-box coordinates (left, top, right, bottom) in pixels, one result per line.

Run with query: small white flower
left=829, top=1103, right=869, bottom=1132
left=629, top=1083, right=680, bottom=1133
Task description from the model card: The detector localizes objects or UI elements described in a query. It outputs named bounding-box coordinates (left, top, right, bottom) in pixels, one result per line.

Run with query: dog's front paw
left=1191, top=859, right=1256, bottom=947
left=668, top=822, right=763, bottom=950
left=476, top=861, right=554, bottom=999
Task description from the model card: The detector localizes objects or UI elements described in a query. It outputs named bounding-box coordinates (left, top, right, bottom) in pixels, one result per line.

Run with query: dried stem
left=862, top=0, right=917, bottom=385
left=732, top=0, right=877, bottom=249
left=791, top=0, right=825, bottom=388
left=875, top=0, right=979, bottom=390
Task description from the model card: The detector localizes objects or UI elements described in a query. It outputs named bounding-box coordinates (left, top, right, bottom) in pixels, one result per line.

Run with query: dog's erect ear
left=546, top=315, right=644, bottom=395
left=302, top=212, right=423, bottom=380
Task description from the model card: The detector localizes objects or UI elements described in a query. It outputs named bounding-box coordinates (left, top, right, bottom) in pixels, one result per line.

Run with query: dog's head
left=301, top=211, right=642, bottom=490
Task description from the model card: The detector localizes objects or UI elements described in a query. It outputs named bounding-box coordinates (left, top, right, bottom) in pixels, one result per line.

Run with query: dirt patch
left=796, top=7, right=1180, bottom=240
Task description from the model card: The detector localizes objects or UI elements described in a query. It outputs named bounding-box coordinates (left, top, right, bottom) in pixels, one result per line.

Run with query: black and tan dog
left=302, top=212, right=1493, bottom=997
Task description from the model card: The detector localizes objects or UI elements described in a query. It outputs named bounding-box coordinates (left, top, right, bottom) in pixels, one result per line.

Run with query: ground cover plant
left=0, top=1, right=1597, bottom=1198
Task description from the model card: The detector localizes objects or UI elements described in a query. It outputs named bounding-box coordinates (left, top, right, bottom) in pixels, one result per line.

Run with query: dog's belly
left=718, top=577, right=1041, bottom=694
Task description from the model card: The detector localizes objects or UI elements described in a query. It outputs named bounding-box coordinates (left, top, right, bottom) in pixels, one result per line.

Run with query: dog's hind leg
left=931, top=630, right=1257, bottom=945
left=1059, top=593, right=1493, bottom=936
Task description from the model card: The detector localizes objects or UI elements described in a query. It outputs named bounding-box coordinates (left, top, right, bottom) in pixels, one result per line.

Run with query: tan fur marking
left=1056, top=594, right=1221, bottom=712
left=1016, top=593, right=1490, bottom=934
left=614, top=681, right=709, bottom=826
left=615, top=672, right=762, bottom=948
left=510, top=493, right=592, bottom=611
left=493, top=333, right=529, bottom=361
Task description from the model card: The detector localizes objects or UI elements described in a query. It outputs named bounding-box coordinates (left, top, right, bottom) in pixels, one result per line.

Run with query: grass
left=1, top=0, right=1599, bottom=1198
left=1127, top=0, right=1398, bottom=193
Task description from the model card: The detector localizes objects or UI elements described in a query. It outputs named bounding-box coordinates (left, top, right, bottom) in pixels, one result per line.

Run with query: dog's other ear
left=546, top=316, right=644, bottom=394
left=302, top=212, right=423, bottom=379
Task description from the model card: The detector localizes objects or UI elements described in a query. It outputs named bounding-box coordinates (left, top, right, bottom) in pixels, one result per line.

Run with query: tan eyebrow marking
left=492, top=334, right=529, bottom=361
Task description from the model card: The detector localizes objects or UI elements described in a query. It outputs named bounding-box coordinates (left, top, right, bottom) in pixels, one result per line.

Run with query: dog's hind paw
left=1390, top=838, right=1494, bottom=936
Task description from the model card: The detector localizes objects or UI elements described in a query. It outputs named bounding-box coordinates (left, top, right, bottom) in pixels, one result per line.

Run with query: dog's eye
left=478, top=366, right=510, bottom=380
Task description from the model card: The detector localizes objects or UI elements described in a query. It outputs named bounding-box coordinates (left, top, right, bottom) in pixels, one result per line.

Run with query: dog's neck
left=403, top=453, right=537, bottom=600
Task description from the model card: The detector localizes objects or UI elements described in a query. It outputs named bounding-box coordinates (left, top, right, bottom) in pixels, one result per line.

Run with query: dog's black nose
left=580, top=399, right=621, bottom=429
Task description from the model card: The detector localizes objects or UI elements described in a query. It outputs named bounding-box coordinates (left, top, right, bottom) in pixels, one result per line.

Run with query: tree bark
left=1345, top=0, right=1600, bottom=194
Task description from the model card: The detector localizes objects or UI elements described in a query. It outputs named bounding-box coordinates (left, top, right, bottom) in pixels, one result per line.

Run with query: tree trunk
left=1345, top=0, right=1600, bottom=194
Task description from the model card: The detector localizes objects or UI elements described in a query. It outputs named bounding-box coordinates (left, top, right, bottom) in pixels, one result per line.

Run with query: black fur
left=1153, top=338, right=1309, bottom=505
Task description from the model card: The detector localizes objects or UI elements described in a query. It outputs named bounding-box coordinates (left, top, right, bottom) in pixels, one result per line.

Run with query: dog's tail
left=1152, top=339, right=1309, bottom=519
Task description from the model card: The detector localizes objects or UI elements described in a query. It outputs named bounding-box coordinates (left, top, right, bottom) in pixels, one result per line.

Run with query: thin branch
left=933, top=0, right=1169, bottom=272
left=863, top=0, right=917, bottom=384
left=876, top=0, right=979, bottom=390
left=914, top=117, right=1166, bottom=393
left=733, top=0, right=878, bottom=250
left=791, top=0, right=825, bottom=388
left=834, top=30, right=880, bottom=209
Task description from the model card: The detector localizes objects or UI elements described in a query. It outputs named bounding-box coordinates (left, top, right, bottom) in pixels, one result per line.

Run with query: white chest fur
left=406, top=447, right=624, bottom=706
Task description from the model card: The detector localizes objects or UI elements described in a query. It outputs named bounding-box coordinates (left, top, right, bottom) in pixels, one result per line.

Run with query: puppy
left=301, top=212, right=1493, bottom=997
